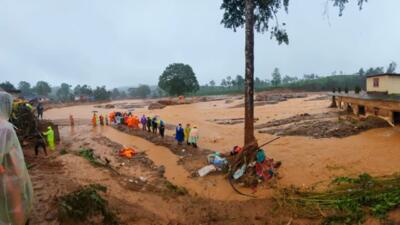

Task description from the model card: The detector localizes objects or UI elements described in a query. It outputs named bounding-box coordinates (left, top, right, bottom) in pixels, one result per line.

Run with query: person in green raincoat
left=43, top=126, right=55, bottom=151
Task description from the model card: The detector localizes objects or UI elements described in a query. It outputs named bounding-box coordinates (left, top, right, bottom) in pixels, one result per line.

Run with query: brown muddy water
left=47, top=95, right=400, bottom=198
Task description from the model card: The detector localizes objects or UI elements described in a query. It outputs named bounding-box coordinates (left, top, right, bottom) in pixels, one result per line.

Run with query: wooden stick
left=259, top=137, right=281, bottom=148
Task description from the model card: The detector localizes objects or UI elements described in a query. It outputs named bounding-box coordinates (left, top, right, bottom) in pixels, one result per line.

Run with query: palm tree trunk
left=244, top=0, right=258, bottom=150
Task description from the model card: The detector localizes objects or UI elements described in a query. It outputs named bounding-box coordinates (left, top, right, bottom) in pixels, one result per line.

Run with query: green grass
left=278, top=173, right=400, bottom=225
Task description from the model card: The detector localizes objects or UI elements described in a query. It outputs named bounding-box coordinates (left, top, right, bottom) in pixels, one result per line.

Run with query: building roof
left=366, top=73, right=400, bottom=78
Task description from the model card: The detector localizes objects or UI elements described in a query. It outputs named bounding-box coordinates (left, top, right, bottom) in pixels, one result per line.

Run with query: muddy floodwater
left=46, top=94, right=400, bottom=198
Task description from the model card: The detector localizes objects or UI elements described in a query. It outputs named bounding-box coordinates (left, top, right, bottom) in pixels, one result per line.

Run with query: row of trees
left=198, top=60, right=398, bottom=95
left=0, top=80, right=157, bottom=102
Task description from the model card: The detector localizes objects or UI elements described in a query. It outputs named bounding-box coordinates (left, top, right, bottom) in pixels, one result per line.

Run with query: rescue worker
left=189, top=126, right=199, bottom=148
left=92, top=113, right=97, bottom=127
left=69, top=114, right=74, bottom=126
left=146, top=116, right=152, bottom=132
left=99, top=114, right=104, bottom=126
left=36, top=102, right=44, bottom=119
left=43, top=126, right=56, bottom=151
left=127, top=116, right=134, bottom=128
left=152, top=117, right=158, bottom=134
left=34, top=131, right=48, bottom=156
left=140, top=115, right=147, bottom=131
left=0, top=91, right=33, bottom=225
left=184, top=123, right=191, bottom=145
left=175, top=124, right=184, bottom=145
left=159, top=120, right=165, bottom=138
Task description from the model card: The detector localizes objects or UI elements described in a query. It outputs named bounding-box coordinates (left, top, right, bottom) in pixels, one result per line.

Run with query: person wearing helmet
left=0, top=91, right=33, bottom=225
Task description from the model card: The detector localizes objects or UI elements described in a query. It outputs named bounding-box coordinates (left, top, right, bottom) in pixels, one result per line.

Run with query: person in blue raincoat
left=175, top=123, right=184, bottom=145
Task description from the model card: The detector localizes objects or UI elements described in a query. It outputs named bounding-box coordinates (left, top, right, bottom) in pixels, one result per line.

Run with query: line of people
left=94, top=111, right=199, bottom=148
left=175, top=123, right=199, bottom=148
left=95, top=111, right=167, bottom=138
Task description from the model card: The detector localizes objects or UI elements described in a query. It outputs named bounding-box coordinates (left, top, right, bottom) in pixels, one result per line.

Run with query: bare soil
left=256, top=112, right=390, bottom=138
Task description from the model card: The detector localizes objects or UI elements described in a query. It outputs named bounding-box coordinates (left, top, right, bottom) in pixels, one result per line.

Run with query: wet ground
left=29, top=92, right=400, bottom=224
left=45, top=93, right=400, bottom=189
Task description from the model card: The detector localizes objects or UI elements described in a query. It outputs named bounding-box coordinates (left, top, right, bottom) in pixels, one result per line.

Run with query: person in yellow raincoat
left=184, top=123, right=191, bottom=145
left=0, top=91, right=33, bottom=225
left=43, top=126, right=55, bottom=151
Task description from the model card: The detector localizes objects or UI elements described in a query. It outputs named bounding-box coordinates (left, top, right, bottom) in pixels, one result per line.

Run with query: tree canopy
left=128, top=84, right=151, bottom=98
left=18, top=81, right=33, bottom=95
left=93, top=86, right=111, bottom=100
left=34, top=81, right=51, bottom=96
left=158, top=63, right=200, bottom=96
left=271, top=68, right=282, bottom=87
left=0, top=81, right=16, bottom=91
left=56, top=83, right=72, bottom=102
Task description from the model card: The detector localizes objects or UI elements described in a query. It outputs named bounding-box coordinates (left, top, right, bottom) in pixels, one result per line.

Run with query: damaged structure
left=331, top=73, right=400, bottom=126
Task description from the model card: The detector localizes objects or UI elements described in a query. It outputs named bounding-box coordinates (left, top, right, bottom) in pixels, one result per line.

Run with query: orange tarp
left=119, top=147, right=136, bottom=158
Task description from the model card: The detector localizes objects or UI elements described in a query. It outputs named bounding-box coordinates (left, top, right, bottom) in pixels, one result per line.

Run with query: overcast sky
left=1, top=0, right=399, bottom=88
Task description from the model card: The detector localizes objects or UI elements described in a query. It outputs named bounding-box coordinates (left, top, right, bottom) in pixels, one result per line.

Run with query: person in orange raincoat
left=109, top=112, right=115, bottom=124
left=92, top=113, right=97, bottom=127
left=127, top=116, right=134, bottom=128
left=133, top=116, right=140, bottom=128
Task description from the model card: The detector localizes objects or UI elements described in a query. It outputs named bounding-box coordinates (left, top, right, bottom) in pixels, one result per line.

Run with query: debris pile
left=10, top=100, right=59, bottom=142
left=257, top=112, right=389, bottom=138
left=148, top=102, right=166, bottom=110
left=209, top=117, right=259, bottom=125
left=58, top=184, right=119, bottom=225
left=255, top=92, right=307, bottom=102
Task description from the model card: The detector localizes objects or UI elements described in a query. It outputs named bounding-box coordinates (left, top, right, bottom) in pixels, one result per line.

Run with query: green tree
left=365, top=67, right=384, bottom=76
left=56, top=83, right=72, bottom=102
left=271, top=68, right=281, bottom=87
left=111, top=88, right=121, bottom=99
left=386, top=61, right=397, bottom=73
left=358, top=68, right=365, bottom=76
left=355, top=86, right=361, bottom=94
left=93, top=86, right=110, bottom=100
left=220, top=79, right=227, bottom=87
left=220, top=0, right=366, bottom=150
left=209, top=80, right=216, bottom=87
left=34, top=81, right=51, bottom=96
left=18, top=81, right=32, bottom=95
left=235, top=75, right=245, bottom=89
left=74, top=84, right=93, bottom=97
left=0, top=81, right=16, bottom=91
left=135, top=85, right=151, bottom=98
left=158, top=63, right=199, bottom=96
left=226, top=76, right=232, bottom=87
